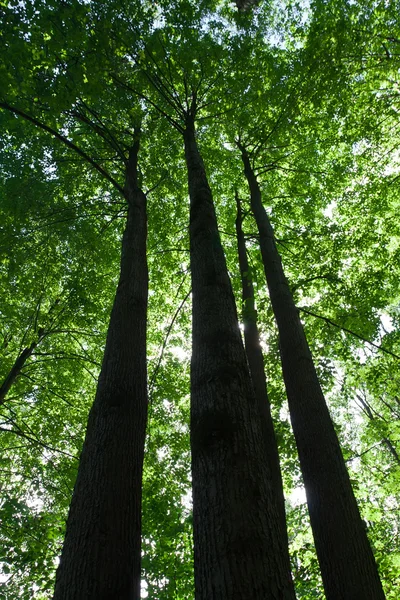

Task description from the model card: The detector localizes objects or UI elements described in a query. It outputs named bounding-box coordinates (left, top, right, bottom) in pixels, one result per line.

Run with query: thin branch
left=0, top=426, right=78, bottom=460
left=382, top=437, right=400, bottom=465
left=150, top=248, right=189, bottom=255
left=144, top=170, right=168, bottom=196
left=291, top=274, right=341, bottom=293
left=77, top=98, right=128, bottom=159
left=69, top=106, right=127, bottom=163
left=142, top=67, right=186, bottom=119
left=143, top=43, right=186, bottom=115
left=299, top=307, right=400, bottom=360
left=379, top=394, right=400, bottom=420
left=32, top=351, right=101, bottom=367
left=345, top=442, right=382, bottom=462
left=156, top=33, right=189, bottom=111
left=0, top=102, right=125, bottom=195
left=148, top=288, right=191, bottom=396
left=110, top=75, right=184, bottom=133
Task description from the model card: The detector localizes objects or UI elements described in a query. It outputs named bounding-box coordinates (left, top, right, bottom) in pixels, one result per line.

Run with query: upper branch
left=0, top=102, right=125, bottom=195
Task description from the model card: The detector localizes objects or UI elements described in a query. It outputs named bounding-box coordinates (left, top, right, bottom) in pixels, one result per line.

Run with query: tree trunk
left=235, top=192, right=288, bottom=544
left=184, top=117, right=296, bottom=600
left=0, top=341, right=37, bottom=405
left=53, top=137, right=148, bottom=600
left=239, top=145, right=385, bottom=600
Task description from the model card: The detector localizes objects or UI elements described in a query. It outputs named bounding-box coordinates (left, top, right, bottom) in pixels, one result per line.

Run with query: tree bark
left=235, top=192, right=288, bottom=544
left=53, top=137, right=148, bottom=600
left=239, top=145, right=385, bottom=600
left=184, top=117, right=296, bottom=600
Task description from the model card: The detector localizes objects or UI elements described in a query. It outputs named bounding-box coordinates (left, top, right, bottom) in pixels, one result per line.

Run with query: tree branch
left=0, top=102, right=125, bottom=195
left=299, top=307, right=400, bottom=360
left=148, top=288, right=191, bottom=398
left=0, top=425, right=78, bottom=460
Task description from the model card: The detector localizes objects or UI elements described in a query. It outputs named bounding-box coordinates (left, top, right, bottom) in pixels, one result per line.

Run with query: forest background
left=0, top=0, right=399, bottom=598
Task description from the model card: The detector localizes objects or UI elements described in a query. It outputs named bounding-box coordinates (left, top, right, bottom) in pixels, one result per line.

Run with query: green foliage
left=1, top=0, right=399, bottom=597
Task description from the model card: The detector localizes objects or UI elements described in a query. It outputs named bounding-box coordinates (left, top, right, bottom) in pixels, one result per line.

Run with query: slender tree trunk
left=184, top=117, right=296, bottom=600
left=0, top=341, right=37, bottom=405
left=235, top=192, right=288, bottom=544
left=53, top=137, right=148, bottom=600
left=239, top=145, right=385, bottom=600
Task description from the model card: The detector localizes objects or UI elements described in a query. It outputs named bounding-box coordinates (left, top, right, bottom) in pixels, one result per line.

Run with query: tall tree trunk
left=239, top=145, right=385, bottom=600
left=53, top=137, right=148, bottom=600
left=184, top=117, right=296, bottom=600
left=235, top=192, right=288, bottom=544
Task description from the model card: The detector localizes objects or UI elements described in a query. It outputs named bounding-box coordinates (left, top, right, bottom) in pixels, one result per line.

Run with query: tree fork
left=239, top=144, right=385, bottom=600
left=184, top=117, right=296, bottom=600
left=53, top=134, right=148, bottom=600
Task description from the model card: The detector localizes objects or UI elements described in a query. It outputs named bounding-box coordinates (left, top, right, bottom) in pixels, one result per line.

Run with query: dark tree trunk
left=184, top=118, right=296, bottom=600
left=0, top=341, right=38, bottom=405
left=239, top=145, right=385, bottom=600
left=235, top=192, right=288, bottom=544
left=53, top=138, right=148, bottom=600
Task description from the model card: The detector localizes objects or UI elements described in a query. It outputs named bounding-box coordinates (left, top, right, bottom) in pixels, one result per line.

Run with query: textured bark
left=184, top=118, right=296, bottom=600
left=53, top=139, right=148, bottom=600
left=235, top=193, right=288, bottom=544
left=240, top=146, right=385, bottom=600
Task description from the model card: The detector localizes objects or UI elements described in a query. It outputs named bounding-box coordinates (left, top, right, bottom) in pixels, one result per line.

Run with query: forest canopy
left=0, top=0, right=399, bottom=598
